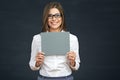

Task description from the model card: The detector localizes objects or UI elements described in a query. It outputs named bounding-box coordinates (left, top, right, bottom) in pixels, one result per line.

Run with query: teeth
left=52, top=23, right=57, bottom=25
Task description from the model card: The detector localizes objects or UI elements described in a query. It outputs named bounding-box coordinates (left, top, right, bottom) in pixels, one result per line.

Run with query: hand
left=35, top=52, right=44, bottom=67
left=67, top=51, right=76, bottom=67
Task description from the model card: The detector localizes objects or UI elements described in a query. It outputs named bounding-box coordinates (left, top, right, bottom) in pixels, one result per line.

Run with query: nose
left=52, top=16, right=56, bottom=20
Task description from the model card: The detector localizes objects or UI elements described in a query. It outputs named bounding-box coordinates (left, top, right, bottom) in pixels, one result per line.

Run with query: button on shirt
left=29, top=32, right=80, bottom=77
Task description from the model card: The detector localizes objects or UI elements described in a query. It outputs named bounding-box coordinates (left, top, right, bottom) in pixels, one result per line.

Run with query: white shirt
left=29, top=32, right=80, bottom=77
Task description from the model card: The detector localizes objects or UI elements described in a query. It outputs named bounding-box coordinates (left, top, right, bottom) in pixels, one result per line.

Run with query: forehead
left=49, top=8, right=60, bottom=14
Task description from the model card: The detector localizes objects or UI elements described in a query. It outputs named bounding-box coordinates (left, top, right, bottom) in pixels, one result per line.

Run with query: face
left=48, top=8, right=62, bottom=32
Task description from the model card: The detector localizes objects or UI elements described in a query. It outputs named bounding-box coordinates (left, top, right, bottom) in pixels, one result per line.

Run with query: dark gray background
left=1, top=0, right=120, bottom=80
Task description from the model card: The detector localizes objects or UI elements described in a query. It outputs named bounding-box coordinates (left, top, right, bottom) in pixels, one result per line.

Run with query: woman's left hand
left=67, top=51, right=76, bottom=67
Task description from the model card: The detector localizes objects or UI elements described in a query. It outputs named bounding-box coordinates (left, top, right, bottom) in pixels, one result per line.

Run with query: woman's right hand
left=35, top=52, right=45, bottom=67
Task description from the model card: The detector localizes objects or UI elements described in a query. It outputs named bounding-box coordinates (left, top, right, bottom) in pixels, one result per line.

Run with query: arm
left=68, top=35, right=80, bottom=70
left=29, top=35, right=42, bottom=70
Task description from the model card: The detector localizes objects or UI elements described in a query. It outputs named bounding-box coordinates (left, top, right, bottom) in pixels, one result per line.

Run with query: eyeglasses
left=48, top=13, right=61, bottom=19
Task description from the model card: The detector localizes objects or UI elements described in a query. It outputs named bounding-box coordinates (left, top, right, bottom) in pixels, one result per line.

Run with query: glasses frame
left=48, top=13, right=61, bottom=19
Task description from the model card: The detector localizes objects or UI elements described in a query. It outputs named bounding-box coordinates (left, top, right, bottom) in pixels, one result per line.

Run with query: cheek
left=47, top=20, right=51, bottom=26
left=58, top=19, right=62, bottom=25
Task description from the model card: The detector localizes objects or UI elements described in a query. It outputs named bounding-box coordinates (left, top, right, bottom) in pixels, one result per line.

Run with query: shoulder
left=32, top=34, right=41, bottom=41
left=69, top=33, right=78, bottom=41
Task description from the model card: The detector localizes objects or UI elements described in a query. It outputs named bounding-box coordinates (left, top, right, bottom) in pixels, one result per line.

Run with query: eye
left=48, top=14, right=53, bottom=17
left=55, top=14, right=61, bottom=17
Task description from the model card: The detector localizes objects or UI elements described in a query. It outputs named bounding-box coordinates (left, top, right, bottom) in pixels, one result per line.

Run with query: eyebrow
left=48, top=13, right=60, bottom=15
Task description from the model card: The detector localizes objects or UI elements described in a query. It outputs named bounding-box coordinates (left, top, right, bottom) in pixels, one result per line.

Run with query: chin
left=51, top=26, right=59, bottom=29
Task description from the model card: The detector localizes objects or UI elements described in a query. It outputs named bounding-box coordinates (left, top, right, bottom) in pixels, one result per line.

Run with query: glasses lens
left=54, top=14, right=61, bottom=18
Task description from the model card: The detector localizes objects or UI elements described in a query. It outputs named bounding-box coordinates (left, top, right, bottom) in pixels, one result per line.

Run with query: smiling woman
left=29, top=1, right=80, bottom=80
left=41, top=2, right=66, bottom=32
left=47, top=8, right=62, bottom=32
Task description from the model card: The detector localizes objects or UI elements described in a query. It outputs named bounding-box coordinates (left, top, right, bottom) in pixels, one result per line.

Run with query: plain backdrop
left=0, top=0, right=120, bottom=80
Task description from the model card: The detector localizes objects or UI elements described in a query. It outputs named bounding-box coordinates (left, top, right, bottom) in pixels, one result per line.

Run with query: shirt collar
left=47, top=30, right=65, bottom=32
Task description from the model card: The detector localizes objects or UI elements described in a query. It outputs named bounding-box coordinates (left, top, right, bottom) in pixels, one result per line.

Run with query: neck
left=49, top=28, right=61, bottom=32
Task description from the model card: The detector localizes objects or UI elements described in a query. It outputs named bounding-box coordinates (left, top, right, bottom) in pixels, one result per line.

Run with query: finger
left=38, top=52, right=45, bottom=55
left=69, top=57, right=75, bottom=60
left=36, top=58, right=44, bottom=63
left=36, top=61, right=42, bottom=65
left=68, top=55, right=75, bottom=60
left=68, top=51, right=75, bottom=56
left=68, top=53, right=73, bottom=58
left=37, top=57, right=44, bottom=62
left=70, top=52, right=76, bottom=58
left=37, top=54, right=44, bottom=59
left=36, top=55, right=44, bottom=59
left=36, top=58, right=40, bottom=62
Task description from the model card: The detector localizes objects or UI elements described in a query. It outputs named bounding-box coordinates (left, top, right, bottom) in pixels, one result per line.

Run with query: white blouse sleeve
left=29, top=35, right=41, bottom=70
left=70, top=34, right=81, bottom=70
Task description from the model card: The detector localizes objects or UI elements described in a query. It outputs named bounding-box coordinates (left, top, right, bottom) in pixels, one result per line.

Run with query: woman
left=29, top=2, right=80, bottom=80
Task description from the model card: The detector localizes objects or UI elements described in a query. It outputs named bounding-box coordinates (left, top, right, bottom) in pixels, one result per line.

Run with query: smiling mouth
left=51, top=22, right=58, bottom=25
